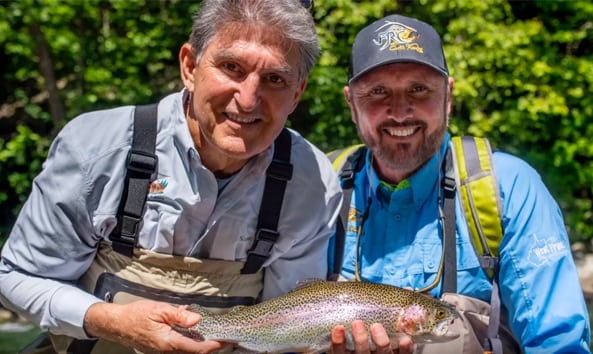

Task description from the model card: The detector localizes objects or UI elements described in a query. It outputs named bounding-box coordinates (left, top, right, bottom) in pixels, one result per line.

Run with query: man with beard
left=329, top=14, right=591, bottom=354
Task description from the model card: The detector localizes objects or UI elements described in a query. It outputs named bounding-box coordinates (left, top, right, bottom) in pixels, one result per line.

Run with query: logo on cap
left=373, top=21, right=424, bottom=54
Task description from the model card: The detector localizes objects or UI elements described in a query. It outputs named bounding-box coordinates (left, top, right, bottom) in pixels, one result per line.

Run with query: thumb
left=172, top=305, right=202, bottom=327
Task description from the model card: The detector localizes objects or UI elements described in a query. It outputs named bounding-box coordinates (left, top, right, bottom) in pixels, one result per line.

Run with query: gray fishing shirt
left=0, top=90, right=342, bottom=339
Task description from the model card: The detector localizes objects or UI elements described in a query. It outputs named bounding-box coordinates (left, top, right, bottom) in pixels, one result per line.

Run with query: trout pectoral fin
left=171, top=324, right=205, bottom=341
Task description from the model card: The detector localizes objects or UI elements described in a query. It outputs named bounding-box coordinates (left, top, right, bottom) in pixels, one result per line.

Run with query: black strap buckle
left=442, top=175, right=456, bottom=198
left=479, top=255, right=499, bottom=270
left=119, top=214, right=143, bottom=239
left=247, top=228, right=280, bottom=257
left=127, top=149, right=158, bottom=176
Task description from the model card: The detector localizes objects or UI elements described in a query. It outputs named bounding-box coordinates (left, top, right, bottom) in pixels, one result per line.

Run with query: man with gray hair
left=0, top=1, right=342, bottom=353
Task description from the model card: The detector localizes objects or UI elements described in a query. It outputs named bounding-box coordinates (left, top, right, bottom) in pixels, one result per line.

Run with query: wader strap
left=451, top=136, right=504, bottom=354
left=484, top=268, right=504, bottom=354
left=332, top=146, right=367, bottom=275
left=241, top=129, right=293, bottom=274
left=442, top=148, right=457, bottom=293
left=110, top=104, right=158, bottom=256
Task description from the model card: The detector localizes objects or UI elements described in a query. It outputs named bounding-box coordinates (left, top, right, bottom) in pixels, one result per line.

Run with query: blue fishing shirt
left=329, top=133, right=591, bottom=353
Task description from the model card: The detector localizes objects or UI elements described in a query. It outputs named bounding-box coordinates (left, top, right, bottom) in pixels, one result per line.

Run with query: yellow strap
left=451, top=136, right=503, bottom=259
left=328, top=144, right=364, bottom=172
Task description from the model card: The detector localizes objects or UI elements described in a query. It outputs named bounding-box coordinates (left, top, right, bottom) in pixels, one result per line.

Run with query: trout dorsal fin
left=184, top=304, right=211, bottom=317
left=227, top=305, right=248, bottom=314
left=294, top=278, right=326, bottom=290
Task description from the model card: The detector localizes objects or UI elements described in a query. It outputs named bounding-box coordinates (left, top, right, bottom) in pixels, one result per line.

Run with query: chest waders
left=22, top=104, right=293, bottom=354
left=329, top=137, right=523, bottom=354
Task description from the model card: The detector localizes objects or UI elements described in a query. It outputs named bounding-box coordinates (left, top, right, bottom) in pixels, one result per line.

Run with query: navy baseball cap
left=348, top=14, right=449, bottom=83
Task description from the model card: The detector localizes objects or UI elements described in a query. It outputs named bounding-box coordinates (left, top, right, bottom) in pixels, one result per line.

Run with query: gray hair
left=189, top=0, right=320, bottom=79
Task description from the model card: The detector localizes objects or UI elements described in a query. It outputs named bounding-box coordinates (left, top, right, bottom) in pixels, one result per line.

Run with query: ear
left=289, top=78, right=308, bottom=112
left=446, top=77, right=454, bottom=116
left=343, top=85, right=356, bottom=123
left=179, top=43, right=197, bottom=92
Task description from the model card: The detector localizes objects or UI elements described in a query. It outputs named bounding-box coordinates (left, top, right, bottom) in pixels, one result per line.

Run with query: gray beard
left=357, top=120, right=447, bottom=174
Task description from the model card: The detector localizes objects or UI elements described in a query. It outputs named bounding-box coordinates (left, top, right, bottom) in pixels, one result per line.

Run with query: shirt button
left=394, top=214, right=401, bottom=221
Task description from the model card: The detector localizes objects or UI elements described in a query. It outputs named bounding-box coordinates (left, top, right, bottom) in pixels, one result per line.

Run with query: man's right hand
left=331, top=320, right=414, bottom=354
left=84, top=300, right=225, bottom=354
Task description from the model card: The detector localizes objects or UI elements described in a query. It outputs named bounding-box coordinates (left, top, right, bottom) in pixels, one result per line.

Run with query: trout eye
left=436, top=309, right=446, bottom=320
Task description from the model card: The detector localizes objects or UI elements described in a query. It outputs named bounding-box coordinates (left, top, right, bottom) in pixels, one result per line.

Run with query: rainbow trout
left=173, top=280, right=460, bottom=353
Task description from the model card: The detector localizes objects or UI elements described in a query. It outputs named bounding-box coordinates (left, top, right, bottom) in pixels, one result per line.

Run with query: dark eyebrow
left=212, top=50, right=294, bottom=77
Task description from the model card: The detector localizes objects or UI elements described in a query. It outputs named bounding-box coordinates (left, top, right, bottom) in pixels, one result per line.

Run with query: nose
left=388, top=91, right=412, bottom=121
left=234, top=74, right=261, bottom=112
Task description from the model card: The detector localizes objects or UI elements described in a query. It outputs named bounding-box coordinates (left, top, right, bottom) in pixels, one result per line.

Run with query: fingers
left=85, top=300, right=225, bottom=354
left=169, top=304, right=201, bottom=328
left=369, top=323, right=392, bottom=354
left=331, top=325, right=348, bottom=354
left=395, top=335, right=414, bottom=354
left=334, top=321, right=411, bottom=354
left=351, top=320, right=371, bottom=353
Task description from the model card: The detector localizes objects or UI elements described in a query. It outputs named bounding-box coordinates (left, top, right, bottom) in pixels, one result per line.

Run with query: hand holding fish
left=173, top=280, right=459, bottom=353
left=330, top=321, right=414, bottom=354
left=84, top=300, right=226, bottom=353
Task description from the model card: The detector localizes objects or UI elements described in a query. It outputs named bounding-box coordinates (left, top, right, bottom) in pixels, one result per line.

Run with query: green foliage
left=293, top=0, right=398, bottom=151
left=0, top=126, right=51, bottom=238
left=0, top=0, right=592, bottom=244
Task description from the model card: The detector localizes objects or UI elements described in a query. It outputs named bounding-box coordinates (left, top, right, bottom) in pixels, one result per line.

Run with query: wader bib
left=18, top=106, right=294, bottom=354
left=46, top=243, right=263, bottom=354
left=414, top=293, right=521, bottom=354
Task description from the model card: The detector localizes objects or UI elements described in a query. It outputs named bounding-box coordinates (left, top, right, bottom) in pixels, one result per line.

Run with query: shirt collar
left=366, top=133, right=451, bottom=211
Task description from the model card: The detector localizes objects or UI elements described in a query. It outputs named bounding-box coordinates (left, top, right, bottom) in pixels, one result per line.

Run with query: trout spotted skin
left=174, top=280, right=459, bottom=353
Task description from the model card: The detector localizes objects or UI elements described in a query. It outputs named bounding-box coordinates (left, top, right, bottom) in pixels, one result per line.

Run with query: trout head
left=394, top=299, right=460, bottom=343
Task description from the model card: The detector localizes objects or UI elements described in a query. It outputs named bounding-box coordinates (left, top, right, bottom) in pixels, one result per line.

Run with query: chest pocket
left=422, top=236, right=481, bottom=275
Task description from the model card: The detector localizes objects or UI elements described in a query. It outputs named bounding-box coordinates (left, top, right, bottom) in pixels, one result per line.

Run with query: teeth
left=226, top=113, right=258, bottom=123
left=386, top=127, right=415, bottom=137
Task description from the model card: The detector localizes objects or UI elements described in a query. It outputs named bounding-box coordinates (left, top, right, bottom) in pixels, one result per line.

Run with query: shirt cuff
left=49, top=286, right=103, bottom=339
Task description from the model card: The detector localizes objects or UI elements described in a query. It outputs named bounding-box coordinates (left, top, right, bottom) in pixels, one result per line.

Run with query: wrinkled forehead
left=212, top=22, right=293, bottom=54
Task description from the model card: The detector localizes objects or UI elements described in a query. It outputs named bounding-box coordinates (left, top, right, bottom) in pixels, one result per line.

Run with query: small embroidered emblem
left=149, top=178, right=168, bottom=194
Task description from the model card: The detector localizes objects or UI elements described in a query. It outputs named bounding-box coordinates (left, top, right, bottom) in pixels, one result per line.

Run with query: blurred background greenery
left=1, top=0, right=593, bottom=247
left=0, top=0, right=592, bottom=351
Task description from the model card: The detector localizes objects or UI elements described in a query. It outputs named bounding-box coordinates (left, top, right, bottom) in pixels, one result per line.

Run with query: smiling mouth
left=385, top=127, right=417, bottom=137
left=225, top=112, right=260, bottom=124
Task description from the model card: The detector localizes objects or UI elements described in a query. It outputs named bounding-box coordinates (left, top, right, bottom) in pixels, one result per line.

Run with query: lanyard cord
left=415, top=147, right=449, bottom=293
left=413, top=204, right=447, bottom=293
left=354, top=154, right=374, bottom=282
left=354, top=196, right=372, bottom=282
left=353, top=151, right=448, bottom=294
